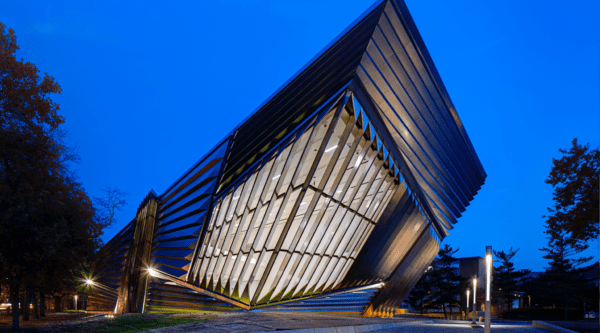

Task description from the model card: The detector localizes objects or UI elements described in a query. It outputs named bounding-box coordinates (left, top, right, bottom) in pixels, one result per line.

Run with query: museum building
left=88, top=0, right=486, bottom=317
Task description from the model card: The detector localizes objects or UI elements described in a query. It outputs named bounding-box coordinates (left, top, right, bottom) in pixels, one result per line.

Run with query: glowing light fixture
left=148, top=268, right=158, bottom=277
left=86, top=279, right=94, bottom=285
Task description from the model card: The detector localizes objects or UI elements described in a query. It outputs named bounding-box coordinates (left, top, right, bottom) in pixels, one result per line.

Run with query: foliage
left=538, top=138, right=598, bottom=321
left=492, top=247, right=530, bottom=319
left=539, top=222, right=593, bottom=320
left=407, top=266, right=433, bottom=314
left=0, top=22, right=106, bottom=330
left=544, top=138, right=599, bottom=247
left=407, top=244, right=468, bottom=317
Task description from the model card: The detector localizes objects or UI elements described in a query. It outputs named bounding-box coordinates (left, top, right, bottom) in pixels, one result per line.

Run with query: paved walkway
left=370, top=320, right=550, bottom=333
left=147, top=313, right=415, bottom=332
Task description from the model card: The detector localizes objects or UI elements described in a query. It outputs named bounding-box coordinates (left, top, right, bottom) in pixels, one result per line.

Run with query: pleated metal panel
left=254, top=286, right=382, bottom=314
left=87, top=220, right=136, bottom=311
left=151, top=140, right=229, bottom=280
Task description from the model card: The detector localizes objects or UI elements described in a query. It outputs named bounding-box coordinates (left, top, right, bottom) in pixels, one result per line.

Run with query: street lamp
left=485, top=246, right=492, bottom=333
left=74, top=295, right=77, bottom=311
left=472, top=276, right=477, bottom=324
left=466, top=289, right=470, bottom=320
left=86, top=279, right=94, bottom=286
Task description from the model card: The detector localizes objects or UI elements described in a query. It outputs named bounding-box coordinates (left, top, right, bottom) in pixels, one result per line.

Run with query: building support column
left=115, top=190, right=158, bottom=314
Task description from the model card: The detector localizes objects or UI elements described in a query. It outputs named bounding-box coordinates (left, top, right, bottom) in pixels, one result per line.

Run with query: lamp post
left=485, top=246, right=492, bottom=333
left=472, top=275, right=477, bottom=324
left=466, top=289, right=470, bottom=321
left=74, top=295, right=77, bottom=311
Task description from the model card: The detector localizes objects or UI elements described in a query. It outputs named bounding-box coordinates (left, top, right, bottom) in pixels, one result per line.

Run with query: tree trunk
left=10, top=282, right=19, bottom=331
left=54, top=296, right=62, bottom=312
left=23, top=290, right=30, bottom=321
left=31, top=289, right=39, bottom=319
left=39, top=293, right=45, bottom=317
left=443, top=303, right=447, bottom=319
left=507, top=295, right=511, bottom=319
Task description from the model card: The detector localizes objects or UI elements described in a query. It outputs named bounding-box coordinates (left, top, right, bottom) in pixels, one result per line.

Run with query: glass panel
left=238, top=250, right=260, bottom=296
left=248, top=157, right=275, bottom=210
left=220, top=253, right=238, bottom=293
left=366, top=174, right=393, bottom=220
left=215, top=192, right=232, bottom=229
left=221, top=213, right=243, bottom=256
left=324, top=123, right=362, bottom=196
left=253, top=196, right=283, bottom=250
left=237, top=173, right=257, bottom=216
left=344, top=219, right=369, bottom=258
left=282, top=254, right=311, bottom=298
left=294, top=196, right=329, bottom=253
left=213, top=218, right=232, bottom=257
left=266, top=187, right=301, bottom=250
left=334, top=134, right=368, bottom=201
left=315, top=205, right=346, bottom=255
left=354, top=158, right=383, bottom=213
left=323, top=258, right=345, bottom=290
left=295, top=255, right=320, bottom=294
left=310, top=111, right=350, bottom=188
left=306, top=201, right=339, bottom=254
left=324, top=210, right=355, bottom=256
left=342, top=143, right=375, bottom=206
left=280, top=189, right=315, bottom=251
left=271, top=253, right=301, bottom=300
left=211, top=254, right=227, bottom=286
left=257, top=252, right=288, bottom=302
left=196, top=258, right=210, bottom=286
left=315, top=257, right=338, bottom=291
left=352, top=224, right=375, bottom=258
left=332, top=258, right=353, bottom=288
left=304, top=257, right=330, bottom=293
left=205, top=256, right=219, bottom=289
left=228, top=254, right=245, bottom=295
left=334, top=215, right=362, bottom=257
left=225, top=184, right=244, bottom=222
left=373, top=182, right=397, bottom=222
left=229, top=210, right=254, bottom=255
left=293, top=113, right=334, bottom=187
left=359, top=161, right=385, bottom=216
left=276, top=127, right=314, bottom=195
left=241, top=203, right=268, bottom=252
left=261, top=144, right=292, bottom=203
left=206, top=201, right=221, bottom=232
left=249, top=250, right=272, bottom=301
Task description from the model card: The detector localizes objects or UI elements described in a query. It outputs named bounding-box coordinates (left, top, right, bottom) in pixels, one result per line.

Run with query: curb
left=256, top=321, right=418, bottom=333
left=532, top=321, right=577, bottom=333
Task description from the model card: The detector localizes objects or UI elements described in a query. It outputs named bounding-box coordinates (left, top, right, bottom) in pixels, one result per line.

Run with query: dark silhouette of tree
left=540, top=222, right=592, bottom=321
left=0, top=22, right=104, bottom=330
left=493, top=247, right=530, bottom=319
left=428, top=244, right=468, bottom=319
left=94, top=186, right=128, bottom=232
left=545, top=138, right=599, bottom=247
left=407, top=266, right=433, bottom=314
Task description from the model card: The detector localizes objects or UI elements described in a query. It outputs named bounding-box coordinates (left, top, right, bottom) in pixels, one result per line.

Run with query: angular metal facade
left=88, top=0, right=485, bottom=316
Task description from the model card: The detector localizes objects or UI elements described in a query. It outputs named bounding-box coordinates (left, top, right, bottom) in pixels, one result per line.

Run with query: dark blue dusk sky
left=2, top=0, right=598, bottom=272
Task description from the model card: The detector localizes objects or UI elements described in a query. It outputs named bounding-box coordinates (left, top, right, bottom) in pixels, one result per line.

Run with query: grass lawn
left=0, top=313, right=216, bottom=332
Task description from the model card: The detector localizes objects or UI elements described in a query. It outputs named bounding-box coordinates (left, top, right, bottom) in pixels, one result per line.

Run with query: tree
left=407, top=266, right=433, bottom=314
left=545, top=138, right=599, bottom=247
left=540, top=222, right=592, bottom=320
left=94, top=186, right=128, bottom=231
left=0, top=23, right=103, bottom=330
left=493, top=247, right=530, bottom=319
left=428, top=244, right=468, bottom=319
